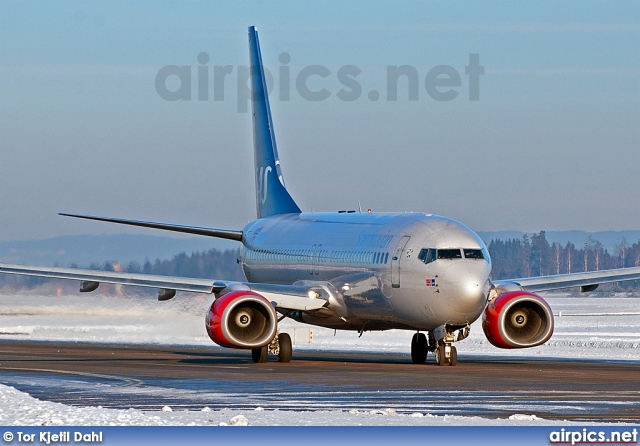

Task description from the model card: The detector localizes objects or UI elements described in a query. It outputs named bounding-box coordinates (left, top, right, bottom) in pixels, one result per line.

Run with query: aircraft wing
left=493, top=266, right=640, bottom=293
left=58, top=213, right=244, bottom=241
left=0, top=263, right=328, bottom=312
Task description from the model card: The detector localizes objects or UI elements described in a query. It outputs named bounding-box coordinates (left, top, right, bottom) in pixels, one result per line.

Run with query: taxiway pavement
left=0, top=340, right=638, bottom=422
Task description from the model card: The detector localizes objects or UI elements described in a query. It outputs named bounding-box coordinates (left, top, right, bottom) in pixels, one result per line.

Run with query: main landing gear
left=251, top=331, right=292, bottom=363
left=411, top=332, right=428, bottom=364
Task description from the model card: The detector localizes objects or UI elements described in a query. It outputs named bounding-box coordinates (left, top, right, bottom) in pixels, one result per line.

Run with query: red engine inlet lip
left=206, top=290, right=277, bottom=349
left=483, top=290, right=554, bottom=349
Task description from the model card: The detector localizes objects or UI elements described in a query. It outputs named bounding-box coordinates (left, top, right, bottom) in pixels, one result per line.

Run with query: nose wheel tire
left=411, top=332, right=428, bottom=364
left=277, top=332, right=292, bottom=363
left=251, top=346, right=268, bottom=363
left=434, top=345, right=446, bottom=366
left=434, top=345, right=457, bottom=366
left=449, top=345, right=457, bottom=366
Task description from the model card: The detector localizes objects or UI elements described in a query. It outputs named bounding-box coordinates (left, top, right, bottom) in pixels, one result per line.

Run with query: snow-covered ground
left=1, top=290, right=638, bottom=361
left=0, top=290, right=638, bottom=426
left=0, top=384, right=609, bottom=426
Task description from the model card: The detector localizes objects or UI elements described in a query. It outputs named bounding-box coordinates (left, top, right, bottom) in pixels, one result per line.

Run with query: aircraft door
left=391, top=235, right=411, bottom=288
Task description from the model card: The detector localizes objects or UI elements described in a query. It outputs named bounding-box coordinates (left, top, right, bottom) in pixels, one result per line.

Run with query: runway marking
left=131, top=361, right=253, bottom=370
left=0, top=366, right=144, bottom=388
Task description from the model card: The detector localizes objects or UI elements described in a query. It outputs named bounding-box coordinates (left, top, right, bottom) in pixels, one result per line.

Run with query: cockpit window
left=418, top=248, right=437, bottom=264
left=418, top=249, right=427, bottom=262
left=437, top=249, right=462, bottom=259
left=420, top=248, right=483, bottom=262
left=463, top=249, right=484, bottom=259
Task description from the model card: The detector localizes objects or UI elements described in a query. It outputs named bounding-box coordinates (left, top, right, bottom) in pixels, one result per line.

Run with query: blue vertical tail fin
left=248, top=26, right=301, bottom=219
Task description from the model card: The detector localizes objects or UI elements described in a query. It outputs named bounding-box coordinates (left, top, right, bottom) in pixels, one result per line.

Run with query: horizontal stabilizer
left=59, top=213, right=243, bottom=241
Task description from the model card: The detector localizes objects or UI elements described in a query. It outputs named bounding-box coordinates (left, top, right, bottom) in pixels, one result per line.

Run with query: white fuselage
left=240, top=212, right=492, bottom=332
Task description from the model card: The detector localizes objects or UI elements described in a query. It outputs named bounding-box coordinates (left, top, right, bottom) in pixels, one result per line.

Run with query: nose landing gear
left=434, top=342, right=457, bottom=366
left=411, top=325, right=468, bottom=366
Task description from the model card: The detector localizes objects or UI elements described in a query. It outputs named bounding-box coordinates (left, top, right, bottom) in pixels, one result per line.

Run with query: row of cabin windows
left=417, top=248, right=485, bottom=264
left=247, top=249, right=314, bottom=263
left=247, top=249, right=389, bottom=265
left=331, top=250, right=389, bottom=265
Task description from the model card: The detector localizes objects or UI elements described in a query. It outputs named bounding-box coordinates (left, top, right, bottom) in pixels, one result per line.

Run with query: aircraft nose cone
left=440, top=261, right=490, bottom=322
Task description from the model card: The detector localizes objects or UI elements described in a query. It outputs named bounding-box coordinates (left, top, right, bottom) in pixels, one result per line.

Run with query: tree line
left=0, top=249, right=245, bottom=290
left=1, top=233, right=639, bottom=291
left=488, top=231, right=640, bottom=289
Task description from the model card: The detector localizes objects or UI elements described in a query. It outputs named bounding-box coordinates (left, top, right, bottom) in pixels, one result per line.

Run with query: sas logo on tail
left=426, top=279, right=437, bottom=287
left=257, top=166, right=272, bottom=205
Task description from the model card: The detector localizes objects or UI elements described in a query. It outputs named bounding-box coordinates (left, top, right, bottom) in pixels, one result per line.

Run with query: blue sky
left=0, top=1, right=638, bottom=241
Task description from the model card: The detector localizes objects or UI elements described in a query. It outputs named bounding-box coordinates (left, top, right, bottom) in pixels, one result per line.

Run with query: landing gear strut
left=251, top=331, right=292, bottom=363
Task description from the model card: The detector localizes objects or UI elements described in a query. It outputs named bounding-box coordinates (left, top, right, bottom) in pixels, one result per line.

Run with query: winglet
left=248, top=26, right=301, bottom=219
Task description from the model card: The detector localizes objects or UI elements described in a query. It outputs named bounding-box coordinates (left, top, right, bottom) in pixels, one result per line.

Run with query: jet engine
left=482, top=290, right=554, bottom=349
left=205, top=290, right=277, bottom=349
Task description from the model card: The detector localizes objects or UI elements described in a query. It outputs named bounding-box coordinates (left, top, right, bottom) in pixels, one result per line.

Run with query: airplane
left=2, top=26, right=640, bottom=366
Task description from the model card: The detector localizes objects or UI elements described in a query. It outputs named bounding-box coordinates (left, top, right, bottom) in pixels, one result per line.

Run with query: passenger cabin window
left=437, top=249, right=462, bottom=259
left=418, top=248, right=437, bottom=264
left=463, top=249, right=484, bottom=259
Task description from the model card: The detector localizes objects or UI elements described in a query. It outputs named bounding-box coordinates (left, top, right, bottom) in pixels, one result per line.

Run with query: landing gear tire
left=449, top=346, right=457, bottom=366
left=411, top=332, right=428, bottom=364
left=434, top=345, right=446, bottom=366
left=251, top=346, right=268, bottom=363
left=277, top=332, right=292, bottom=363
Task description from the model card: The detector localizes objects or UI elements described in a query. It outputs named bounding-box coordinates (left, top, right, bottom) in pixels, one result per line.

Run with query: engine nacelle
left=482, top=290, right=554, bottom=349
left=205, top=290, right=277, bottom=349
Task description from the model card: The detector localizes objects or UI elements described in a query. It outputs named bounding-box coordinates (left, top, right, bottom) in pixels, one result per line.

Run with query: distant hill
left=477, top=230, right=640, bottom=253
left=0, top=234, right=238, bottom=267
